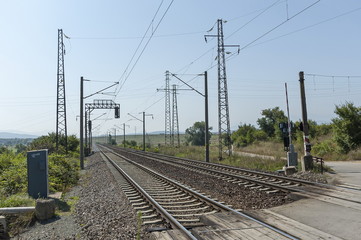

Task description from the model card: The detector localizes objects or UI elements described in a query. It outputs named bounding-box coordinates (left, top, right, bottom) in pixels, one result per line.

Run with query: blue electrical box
left=27, top=149, right=49, bottom=198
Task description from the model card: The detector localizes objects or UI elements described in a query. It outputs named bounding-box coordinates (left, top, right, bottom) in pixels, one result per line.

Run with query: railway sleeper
left=157, top=199, right=197, bottom=205
left=133, top=205, right=151, bottom=211
left=141, top=214, right=159, bottom=220
left=149, top=191, right=184, bottom=197
left=146, top=188, right=179, bottom=193
left=163, top=202, right=203, bottom=209
left=129, top=198, right=145, bottom=204
left=155, top=196, right=192, bottom=201
left=142, top=219, right=164, bottom=225
left=167, top=206, right=210, bottom=213
left=128, top=196, right=142, bottom=200
left=137, top=209, right=154, bottom=214
left=244, top=183, right=256, bottom=187
left=172, top=210, right=218, bottom=218
left=176, top=218, right=201, bottom=223
left=143, top=187, right=170, bottom=191
left=132, top=202, right=148, bottom=207
left=266, top=189, right=280, bottom=194
left=250, top=185, right=262, bottom=190
left=125, top=192, right=139, bottom=197
left=152, top=193, right=187, bottom=199
left=238, top=182, right=250, bottom=185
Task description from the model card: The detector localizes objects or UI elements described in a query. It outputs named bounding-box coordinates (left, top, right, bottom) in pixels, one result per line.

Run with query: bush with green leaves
left=185, top=121, right=212, bottom=146
left=48, top=154, right=79, bottom=192
left=231, top=123, right=267, bottom=147
left=0, top=152, right=27, bottom=196
left=332, top=102, right=361, bottom=153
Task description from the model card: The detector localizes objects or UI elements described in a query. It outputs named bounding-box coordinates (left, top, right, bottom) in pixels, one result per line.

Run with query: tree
left=332, top=102, right=361, bottom=153
left=27, top=133, right=79, bottom=154
left=231, top=123, right=267, bottom=147
left=185, top=121, right=212, bottom=146
left=257, top=107, right=287, bottom=139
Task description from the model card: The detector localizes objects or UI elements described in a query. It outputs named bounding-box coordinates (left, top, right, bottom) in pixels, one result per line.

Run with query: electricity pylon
left=157, top=71, right=172, bottom=145
left=171, top=84, right=180, bottom=147
left=56, top=29, right=67, bottom=152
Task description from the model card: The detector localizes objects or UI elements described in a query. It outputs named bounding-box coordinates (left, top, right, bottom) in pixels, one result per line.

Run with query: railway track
left=98, top=145, right=298, bottom=239
left=103, top=144, right=361, bottom=209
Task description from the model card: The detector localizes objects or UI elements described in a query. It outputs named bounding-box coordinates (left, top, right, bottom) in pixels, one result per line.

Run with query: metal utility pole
left=143, top=112, right=145, bottom=150
left=285, top=83, right=297, bottom=167
left=128, top=112, right=153, bottom=151
left=171, top=72, right=209, bottom=162
left=216, top=19, right=230, bottom=159
left=80, top=77, right=84, bottom=169
left=56, top=29, right=68, bottom=153
left=165, top=71, right=171, bottom=145
left=79, top=79, right=119, bottom=169
left=172, top=85, right=180, bottom=147
left=157, top=71, right=172, bottom=145
left=204, top=71, right=209, bottom=162
left=205, top=19, right=239, bottom=160
left=299, top=71, right=313, bottom=171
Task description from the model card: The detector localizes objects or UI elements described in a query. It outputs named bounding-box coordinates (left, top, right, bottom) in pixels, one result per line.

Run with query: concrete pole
left=123, top=123, right=126, bottom=148
left=204, top=71, right=210, bottom=162
left=80, top=77, right=84, bottom=169
left=299, top=71, right=313, bottom=171
left=143, top=112, right=145, bottom=151
left=85, top=111, right=88, bottom=155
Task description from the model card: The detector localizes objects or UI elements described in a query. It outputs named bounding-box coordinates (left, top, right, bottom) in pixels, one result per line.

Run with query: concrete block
left=0, top=215, right=7, bottom=238
left=283, top=166, right=297, bottom=176
left=35, top=198, right=55, bottom=221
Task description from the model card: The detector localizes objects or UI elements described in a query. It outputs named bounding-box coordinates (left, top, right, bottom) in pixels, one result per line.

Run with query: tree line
left=185, top=102, right=361, bottom=155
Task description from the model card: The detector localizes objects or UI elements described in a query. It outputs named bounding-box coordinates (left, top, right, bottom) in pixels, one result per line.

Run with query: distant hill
left=0, top=132, right=38, bottom=139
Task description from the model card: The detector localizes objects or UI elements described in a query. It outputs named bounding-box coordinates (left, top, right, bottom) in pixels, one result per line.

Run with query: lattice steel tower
left=171, top=84, right=180, bottom=147
left=56, top=29, right=67, bottom=152
left=164, top=71, right=171, bottom=145
left=217, top=19, right=231, bottom=159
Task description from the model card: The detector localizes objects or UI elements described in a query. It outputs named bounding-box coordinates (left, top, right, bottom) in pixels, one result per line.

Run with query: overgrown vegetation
left=0, top=133, right=80, bottom=208
left=231, top=103, right=361, bottom=161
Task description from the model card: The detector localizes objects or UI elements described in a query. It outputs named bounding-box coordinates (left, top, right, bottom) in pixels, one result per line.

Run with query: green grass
left=151, top=145, right=287, bottom=172
left=0, top=192, right=35, bottom=208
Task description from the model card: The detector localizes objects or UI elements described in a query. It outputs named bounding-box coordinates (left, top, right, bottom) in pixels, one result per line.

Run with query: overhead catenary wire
left=248, top=6, right=361, bottom=49
left=115, top=0, right=175, bottom=97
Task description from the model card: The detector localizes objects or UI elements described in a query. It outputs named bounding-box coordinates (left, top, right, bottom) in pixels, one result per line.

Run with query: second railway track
left=103, top=144, right=361, bottom=210
left=98, top=144, right=299, bottom=239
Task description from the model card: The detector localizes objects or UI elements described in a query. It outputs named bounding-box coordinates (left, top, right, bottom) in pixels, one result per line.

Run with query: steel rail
left=108, top=146, right=299, bottom=193
left=101, top=145, right=299, bottom=240
left=99, top=148, right=198, bottom=240
left=107, top=145, right=361, bottom=205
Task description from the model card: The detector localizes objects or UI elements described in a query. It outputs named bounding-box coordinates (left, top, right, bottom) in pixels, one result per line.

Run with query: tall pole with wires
left=172, top=84, right=180, bottom=147
left=217, top=19, right=231, bottom=159
left=165, top=71, right=172, bottom=145
left=56, top=29, right=68, bottom=153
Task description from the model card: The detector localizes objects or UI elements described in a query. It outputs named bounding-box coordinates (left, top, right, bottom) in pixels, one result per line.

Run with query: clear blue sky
left=0, top=0, right=360, bottom=137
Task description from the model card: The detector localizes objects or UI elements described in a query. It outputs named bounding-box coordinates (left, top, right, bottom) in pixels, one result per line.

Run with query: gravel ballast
left=116, top=150, right=293, bottom=210
left=13, top=152, right=146, bottom=239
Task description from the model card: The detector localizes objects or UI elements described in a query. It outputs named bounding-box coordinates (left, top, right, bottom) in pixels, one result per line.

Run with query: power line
left=115, top=0, right=175, bottom=96
left=115, top=0, right=165, bottom=94
left=63, top=30, right=205, bottom=40
left=239, top=0, right=321, bottom=51
left=305, top=74, right=361, bottom=78
left=248, top=6, right=361, bottom=48
left=226, top=0, right=283, bottom=40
